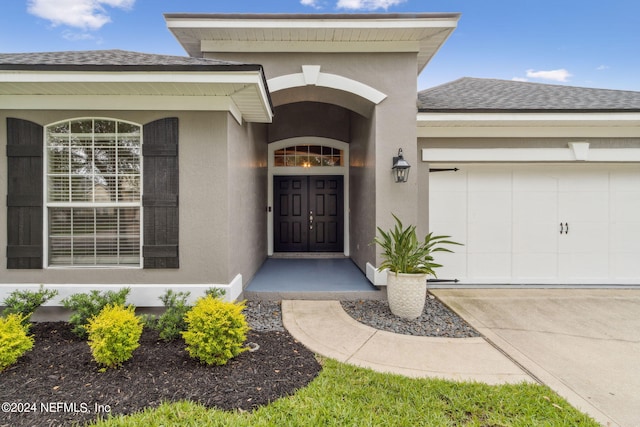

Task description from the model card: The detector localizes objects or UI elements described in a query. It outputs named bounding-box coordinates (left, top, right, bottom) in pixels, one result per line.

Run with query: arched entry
left=268, top=138, right=349, bottom=255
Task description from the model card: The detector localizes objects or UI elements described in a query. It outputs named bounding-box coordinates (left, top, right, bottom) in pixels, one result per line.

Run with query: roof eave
left=0, top=68, right=274, bottom=123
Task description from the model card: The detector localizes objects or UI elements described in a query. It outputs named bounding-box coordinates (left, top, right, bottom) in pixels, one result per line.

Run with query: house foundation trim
left=0, top=275, right=243, bottom=307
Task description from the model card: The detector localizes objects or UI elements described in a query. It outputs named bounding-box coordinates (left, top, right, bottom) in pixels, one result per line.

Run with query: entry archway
left=268, top=138, right=350, bottom=256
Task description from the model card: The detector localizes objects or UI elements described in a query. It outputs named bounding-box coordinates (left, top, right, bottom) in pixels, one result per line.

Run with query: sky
left=1, top=0, right=639, bottom=92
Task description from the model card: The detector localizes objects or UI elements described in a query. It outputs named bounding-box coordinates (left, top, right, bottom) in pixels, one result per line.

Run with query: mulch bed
left=0, top=322, right=321, bottom=427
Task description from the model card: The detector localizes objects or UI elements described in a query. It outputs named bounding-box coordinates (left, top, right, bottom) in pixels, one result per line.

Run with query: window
left=274, top=144, right=343, bottom=167
left=45, top=118, right=142, bottom=267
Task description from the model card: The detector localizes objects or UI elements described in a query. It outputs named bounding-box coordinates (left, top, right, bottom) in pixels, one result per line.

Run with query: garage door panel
left=513, top=253, right=558, bottom=280
left=513, top=223, right=558, bottom=253
left=430, top=191, right=467, bottom=224
left=609, top=168, right=640, bottom=190
left=513, top=191, right=557, bottom=223
left=610, top=224, right=640, bottom=253
left=469, top=192, right=511, bottom=223
left=468, top=253, right=511, bottom=281
left=560, top=192, right=609, bottom=221
left=560, top=222, right=608, bottom=254
left=610, top=191, right=640, bottom=223
left=468, top=223, right=511, bottom=253
left=559, top=253, right=609, bottom=280
left=468, top=170, right=512, bottom=191
left=429, top=170, right=467, bottom=190
left=559, top=170, right=609, bottom=191
left=513, top=170, right=559, bottom=191
left=611, top=254, right=640, bottom=278
left=433, top=251, right=466, bottom=280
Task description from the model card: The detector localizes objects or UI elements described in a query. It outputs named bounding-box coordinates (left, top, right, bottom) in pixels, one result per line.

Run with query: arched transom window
left=274, top=144, right=343, bottom=167
left=46, top=118, right=142, bottom=267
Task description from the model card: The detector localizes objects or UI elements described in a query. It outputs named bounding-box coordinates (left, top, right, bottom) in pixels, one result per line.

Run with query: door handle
left=309, top=211, right=313, bottom=230
left=560, top=222, right=569, bottom=234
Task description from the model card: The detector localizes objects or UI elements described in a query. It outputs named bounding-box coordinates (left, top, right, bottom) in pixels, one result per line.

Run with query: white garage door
left=429, top=164, right=640, bottom=285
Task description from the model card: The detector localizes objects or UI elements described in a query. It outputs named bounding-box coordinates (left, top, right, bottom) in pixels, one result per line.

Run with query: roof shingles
left=418, top=77, right=640, bottom=112
left=0, top=49, right=253, bottom=70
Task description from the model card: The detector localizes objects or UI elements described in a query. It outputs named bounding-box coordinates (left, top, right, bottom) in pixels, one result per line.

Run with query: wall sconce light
left=392, top=148, right=411, bottom=183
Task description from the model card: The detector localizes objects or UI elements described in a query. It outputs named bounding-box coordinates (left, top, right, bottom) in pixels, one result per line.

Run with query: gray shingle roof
left=418, top=77, right=640, bottom=112
left=0, top=49, right=258, bottom=71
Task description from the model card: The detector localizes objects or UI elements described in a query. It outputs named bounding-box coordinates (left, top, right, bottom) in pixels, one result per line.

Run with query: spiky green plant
left=373, top=214, right=461, bottom=276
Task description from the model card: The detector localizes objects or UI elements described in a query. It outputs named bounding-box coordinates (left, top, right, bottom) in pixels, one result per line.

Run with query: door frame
left=268, top=137, right=349, bottom=256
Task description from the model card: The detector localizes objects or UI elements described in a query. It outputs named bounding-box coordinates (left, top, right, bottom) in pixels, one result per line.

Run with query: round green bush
left=86, top=304, right=143, bottom=369
left=0, top=314, right=34, bottom=372
left=181, top=296, right=249, bottom=366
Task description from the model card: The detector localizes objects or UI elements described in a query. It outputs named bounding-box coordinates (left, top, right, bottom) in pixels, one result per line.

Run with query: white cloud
left=27, top=0, right=135, bottom=30
left=525, top=68, right=572, bottom=83
left=512, top=77, right=528, bottom=82
left=300, top=0, right=321, bottom=7
left=336, top=0, right=406, bottom=10
left=596, top=65, right=610, bottom=71
left=62, top=29, right=98, bottom=41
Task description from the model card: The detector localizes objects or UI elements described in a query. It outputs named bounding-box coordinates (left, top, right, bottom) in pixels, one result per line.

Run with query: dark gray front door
left=274, top=175, right=343, bottom=252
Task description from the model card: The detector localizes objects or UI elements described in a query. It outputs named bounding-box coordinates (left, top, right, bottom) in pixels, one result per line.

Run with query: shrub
left=86, top=304, right=143, bottom=369
left=2, top=285, right=59, bottom=324
left=182, top=296, right=249, bottom=366
left=61, top=288, right=130, bottom=339
left=150, top=290, right=193, bottom=342
left=0, top=314, right=34, bottom=372
left=205, top=287, right=226, bottom=299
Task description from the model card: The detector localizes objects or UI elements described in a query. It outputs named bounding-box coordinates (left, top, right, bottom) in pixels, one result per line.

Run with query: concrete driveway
left=433, top=289, right=640, bottom=427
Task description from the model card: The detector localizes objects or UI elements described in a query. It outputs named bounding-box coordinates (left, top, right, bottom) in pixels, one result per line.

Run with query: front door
left=274, top=175, right=344, bottom=252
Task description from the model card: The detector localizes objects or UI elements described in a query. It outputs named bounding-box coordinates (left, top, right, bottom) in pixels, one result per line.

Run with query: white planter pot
left=386, top=272, right=428, bottom=320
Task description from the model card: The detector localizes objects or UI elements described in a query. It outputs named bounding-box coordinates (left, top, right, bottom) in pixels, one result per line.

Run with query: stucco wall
left=226, top=119, right=268, bottom=285
left=349, top=111, right=376, bottom=271
left=268, top=102, right=350, bottom=143
left=0, top=110, right=233, bottom=286
left=207, top=51, right=420, bottom=267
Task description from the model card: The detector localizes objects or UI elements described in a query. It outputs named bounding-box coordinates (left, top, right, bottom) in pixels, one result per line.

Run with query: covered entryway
left=273, top=175, right=344, bottom=252
left=429, top=163, right=640, bottom=284
left=268, top=137, right=351, bottom=256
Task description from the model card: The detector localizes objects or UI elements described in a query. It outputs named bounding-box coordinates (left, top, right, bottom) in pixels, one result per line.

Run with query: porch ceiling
left=165, top=13, right=460, bottom=74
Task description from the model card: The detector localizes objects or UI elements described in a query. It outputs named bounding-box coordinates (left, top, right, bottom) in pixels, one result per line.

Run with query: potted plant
left=373, top=214, right=461, bottom=320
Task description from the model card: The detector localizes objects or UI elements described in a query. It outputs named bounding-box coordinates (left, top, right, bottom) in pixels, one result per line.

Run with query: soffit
left=0, top=71, right=272, bottom=123
left=165, top=14, right=460, bottom=74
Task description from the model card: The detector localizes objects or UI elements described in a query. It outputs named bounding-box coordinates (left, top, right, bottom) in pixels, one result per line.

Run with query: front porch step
left=270, top=252, right=348, bottom=259
left=243, top=288, right=386, bottom=301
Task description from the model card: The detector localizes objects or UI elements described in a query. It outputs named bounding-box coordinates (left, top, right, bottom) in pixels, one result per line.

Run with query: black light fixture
left=392, top=148, right=411, bottom=183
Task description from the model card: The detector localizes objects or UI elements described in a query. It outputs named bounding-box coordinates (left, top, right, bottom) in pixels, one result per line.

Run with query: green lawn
left=91, top=358, right=599, bottom=426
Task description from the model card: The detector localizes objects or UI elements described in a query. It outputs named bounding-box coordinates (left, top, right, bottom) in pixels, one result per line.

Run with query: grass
left=90, top=358, right=599, bottom=427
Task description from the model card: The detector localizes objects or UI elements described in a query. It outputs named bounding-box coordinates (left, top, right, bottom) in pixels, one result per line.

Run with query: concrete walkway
left=282, top=300, right=532, bottom=385
left=434, top=289, right=640, bottom=427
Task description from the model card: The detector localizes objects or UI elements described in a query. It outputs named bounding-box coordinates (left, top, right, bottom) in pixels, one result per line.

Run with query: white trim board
left=268, top=65, right=387, bottom=105
left=422, top=147, right=640, bottom=162
left=0, top=275, right=244, bottom=307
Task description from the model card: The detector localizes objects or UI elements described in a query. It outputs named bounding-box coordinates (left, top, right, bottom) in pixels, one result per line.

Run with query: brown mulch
left=0, top=322, right=321, bottom=427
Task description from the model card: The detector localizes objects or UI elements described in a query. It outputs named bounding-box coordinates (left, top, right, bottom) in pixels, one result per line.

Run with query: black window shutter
left=143, top=118, right=179, bottom=268
left=6, top=118, right=43, bottom=269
